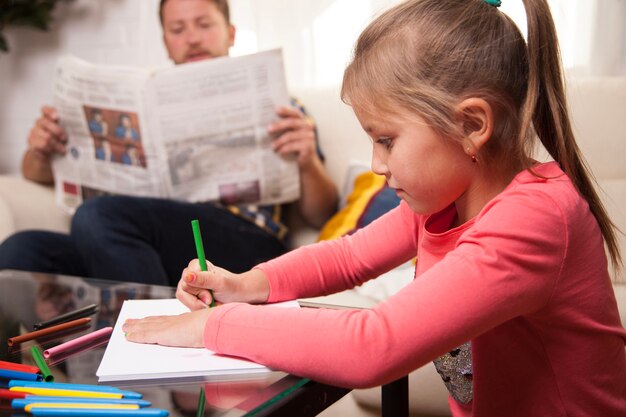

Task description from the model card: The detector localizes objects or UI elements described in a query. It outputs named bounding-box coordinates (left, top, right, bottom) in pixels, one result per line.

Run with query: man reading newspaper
left=0, top=0, right=338, bottom=285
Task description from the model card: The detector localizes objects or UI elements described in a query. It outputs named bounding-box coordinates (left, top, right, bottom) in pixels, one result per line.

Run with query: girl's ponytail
left=522, top=0, right=622, bottom=273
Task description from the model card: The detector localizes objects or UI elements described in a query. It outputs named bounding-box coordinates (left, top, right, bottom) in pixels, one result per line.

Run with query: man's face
left=162, top=0, right=235, bottom=64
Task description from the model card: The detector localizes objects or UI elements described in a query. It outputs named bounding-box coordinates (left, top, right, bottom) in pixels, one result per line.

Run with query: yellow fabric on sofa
left=318, top=171, right=399, bottom=241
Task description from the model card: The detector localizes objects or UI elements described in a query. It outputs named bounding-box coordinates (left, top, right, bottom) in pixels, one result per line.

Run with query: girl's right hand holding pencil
left=177, top=259, right=270, bottom=310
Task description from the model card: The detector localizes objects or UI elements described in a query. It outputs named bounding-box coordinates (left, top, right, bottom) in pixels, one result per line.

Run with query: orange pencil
left=7, top=318, right=92, bottom=347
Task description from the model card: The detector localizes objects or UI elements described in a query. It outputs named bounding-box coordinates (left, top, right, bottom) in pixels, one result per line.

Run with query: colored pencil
left=7, top=318, right=92, bottom=346
left=9, top=381, right=131, bottom=394
left=195, top=388, right=205, bottom=417
left=31, top=346, right=54, bottom=382
left=9, top=385, right=142, bottom=400
left=33, top=304, right=98, bottom=330
left=28, top=408, right=169, bottom=416
left=191, top=219, right=215, bottom=307
left=10, top=387, right=123, bottom=399
left=0, top=369, right=43, bottom=382
left=44, top=327, right=113, bottom=359
left=46, top=337, right=109, bottom=366
left=0, top=360, right=40, bottom=375
left=12, top=397, right=151, bottom=409
left=25, top=403, right=139, bottom=411
left=0, top=388, right=27, bottom=400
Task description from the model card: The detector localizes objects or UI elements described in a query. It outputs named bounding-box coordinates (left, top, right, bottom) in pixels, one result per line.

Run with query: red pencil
left=0, top=388, right=27, bottom=400
left=7, top=317, right=92, bottom=346
left=0, top=360, right=40, bottom=375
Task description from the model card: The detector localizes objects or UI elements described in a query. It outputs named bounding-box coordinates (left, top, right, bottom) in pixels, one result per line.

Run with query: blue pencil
left=28, top=408, right=169, bottom=416
left=9, top=380, right=124, bottom=392
left=0, top=369, right=43, bottom=382
left=8, top=381, right=142, bottom=399
left=12, top=397, right=152, bottom=409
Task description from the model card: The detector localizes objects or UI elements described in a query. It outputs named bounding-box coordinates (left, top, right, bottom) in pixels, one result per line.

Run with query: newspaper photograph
left=51, top=49, right=300, bottom=213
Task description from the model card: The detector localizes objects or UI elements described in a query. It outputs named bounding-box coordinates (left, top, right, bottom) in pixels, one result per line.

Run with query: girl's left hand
left=122, top=308, right=212, bottom=348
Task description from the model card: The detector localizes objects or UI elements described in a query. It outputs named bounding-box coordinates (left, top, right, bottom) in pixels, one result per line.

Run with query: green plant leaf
left=0, top=0, right=74, bottom=52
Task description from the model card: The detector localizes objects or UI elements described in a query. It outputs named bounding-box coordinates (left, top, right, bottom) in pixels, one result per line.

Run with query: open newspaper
left=51, top=49, right=300, bottom=213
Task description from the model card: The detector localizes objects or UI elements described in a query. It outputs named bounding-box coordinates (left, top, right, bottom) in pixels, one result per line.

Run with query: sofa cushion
left=317, top=171, right=400, bottom=241
left=0, top=176, right=72, bottom=243
left=0, top=193, right=16, bottom=244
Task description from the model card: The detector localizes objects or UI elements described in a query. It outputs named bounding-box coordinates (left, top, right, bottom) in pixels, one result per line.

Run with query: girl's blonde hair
left=342, top=0, right=622, bottom=272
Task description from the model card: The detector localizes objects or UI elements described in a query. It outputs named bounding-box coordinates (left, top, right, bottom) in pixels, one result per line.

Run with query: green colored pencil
left=30, top=345, right=54, bottom=382
left=191, top=219, right=215, bottom=307
left=196, top=388, right=206, bottom=417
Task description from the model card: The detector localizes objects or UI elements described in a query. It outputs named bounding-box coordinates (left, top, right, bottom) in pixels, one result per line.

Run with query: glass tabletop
left=0, top=270, right=314, bottom=417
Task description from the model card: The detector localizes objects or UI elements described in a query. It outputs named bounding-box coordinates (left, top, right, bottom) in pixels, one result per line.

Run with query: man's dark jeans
left=0, top=196, right=287, bottom=286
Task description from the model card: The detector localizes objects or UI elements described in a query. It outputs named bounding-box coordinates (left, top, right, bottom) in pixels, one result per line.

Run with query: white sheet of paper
left=96, top=298, right=299, bottom=383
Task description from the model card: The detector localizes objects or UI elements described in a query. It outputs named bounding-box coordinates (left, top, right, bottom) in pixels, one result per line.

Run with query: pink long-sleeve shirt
left=204, top=162, right=626, bottom=416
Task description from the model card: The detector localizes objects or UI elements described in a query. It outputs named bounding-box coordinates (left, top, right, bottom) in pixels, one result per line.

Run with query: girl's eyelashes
left=376, top=136, right=394, bottom=149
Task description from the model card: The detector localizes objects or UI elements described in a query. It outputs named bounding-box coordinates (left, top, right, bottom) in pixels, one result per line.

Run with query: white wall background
left=0, top=0, right=168, bottom=174
left=1, top=0, right=624, bottom=174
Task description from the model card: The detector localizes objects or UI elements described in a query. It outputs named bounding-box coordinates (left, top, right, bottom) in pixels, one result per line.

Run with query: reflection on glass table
left=0, top=270, right=350, bottom=417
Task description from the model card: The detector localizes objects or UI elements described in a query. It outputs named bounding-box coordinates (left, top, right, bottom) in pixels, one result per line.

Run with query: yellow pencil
left=9, top=387, right=123, bottom=399
left=25, top=403, right=139, bottom=411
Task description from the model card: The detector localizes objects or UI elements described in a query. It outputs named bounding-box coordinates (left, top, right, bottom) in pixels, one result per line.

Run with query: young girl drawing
left=124, top=0, right=626, bottom=414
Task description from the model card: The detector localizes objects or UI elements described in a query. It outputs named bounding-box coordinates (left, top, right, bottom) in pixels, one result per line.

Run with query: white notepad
left=96, top=298, right=298, bottom=383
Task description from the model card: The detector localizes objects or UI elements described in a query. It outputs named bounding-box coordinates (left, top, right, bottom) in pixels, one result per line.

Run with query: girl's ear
left=455, top=98, right=494, bottom=156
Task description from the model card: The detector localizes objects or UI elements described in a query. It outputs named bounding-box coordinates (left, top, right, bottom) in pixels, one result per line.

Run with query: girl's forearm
left=239, top=268, right=271, bottom=304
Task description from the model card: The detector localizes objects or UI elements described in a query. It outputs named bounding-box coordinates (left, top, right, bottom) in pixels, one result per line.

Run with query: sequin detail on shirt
left=433, top=341, right=473, bottom=404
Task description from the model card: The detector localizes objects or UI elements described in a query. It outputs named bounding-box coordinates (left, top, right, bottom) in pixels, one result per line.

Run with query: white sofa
left=1, top=77, right=625, bottom=416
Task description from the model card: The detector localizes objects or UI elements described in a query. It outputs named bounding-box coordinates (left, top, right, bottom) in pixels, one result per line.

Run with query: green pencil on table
left=191, top=219, right=211, bottom=412
left=30, top=346, right=54, bottom=382
left=191, top=219, right=215, bottom=308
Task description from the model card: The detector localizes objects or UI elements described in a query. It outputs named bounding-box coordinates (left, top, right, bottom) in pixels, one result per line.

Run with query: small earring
left=466, top=147, right=477, bottom=163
